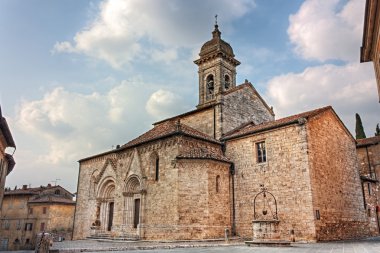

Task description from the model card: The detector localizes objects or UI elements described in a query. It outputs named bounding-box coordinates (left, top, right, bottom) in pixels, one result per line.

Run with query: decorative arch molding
left=96, top=176, right=116, bottom=199
left=123, top=175, right=146, bottom=196
left=124, top=148, right=147, bottom=181
left=94, top=158, right=117, bottom=184
left=93, top=177, right=116, bottom=232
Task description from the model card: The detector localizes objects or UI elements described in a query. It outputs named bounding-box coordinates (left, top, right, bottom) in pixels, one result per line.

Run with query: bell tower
left=194, top=19, right=240, bottom=109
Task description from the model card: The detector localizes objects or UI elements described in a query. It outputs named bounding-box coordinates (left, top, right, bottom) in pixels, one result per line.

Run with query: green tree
left=355, top=113, right=366, bottom=139
left=375, top=123, right=380, bottom=136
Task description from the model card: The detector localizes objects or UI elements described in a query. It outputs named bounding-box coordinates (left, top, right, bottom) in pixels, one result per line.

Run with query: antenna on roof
left=52, top=179, right=61, bottom=186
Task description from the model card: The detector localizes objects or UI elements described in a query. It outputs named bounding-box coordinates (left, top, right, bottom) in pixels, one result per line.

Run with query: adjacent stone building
left=0, top=184, right=75, bottom=250
left=0, top=106, right=16, bottom=213
left=73, top=23, right=372, bottom=242
left=361, top=0, right=380, bottom=102
left=356, top=135, right=380, bottom=235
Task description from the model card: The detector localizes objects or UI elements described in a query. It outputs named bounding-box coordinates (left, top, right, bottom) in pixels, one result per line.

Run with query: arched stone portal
left=95, top=178, right=115, bottom=233
left=122, top=175, right=145, bottom=238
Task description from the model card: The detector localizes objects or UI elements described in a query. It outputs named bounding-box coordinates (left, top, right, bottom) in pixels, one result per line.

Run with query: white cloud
left=10, top=80, right=159, bottom=191
left=146, top=89, right=188, bottom=119
left=266, top=62, right=379, bottom=135
left=288, top=0, right=365, bottom=62
left=53, top=0, right=256, bottom=68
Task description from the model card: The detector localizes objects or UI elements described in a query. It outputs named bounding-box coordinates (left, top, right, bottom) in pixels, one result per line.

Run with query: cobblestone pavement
left=48, top=237, right=380, bottom=253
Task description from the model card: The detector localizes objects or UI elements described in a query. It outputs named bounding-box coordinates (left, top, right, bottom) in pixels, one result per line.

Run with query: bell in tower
left=194, top=17, right=240, bottom=109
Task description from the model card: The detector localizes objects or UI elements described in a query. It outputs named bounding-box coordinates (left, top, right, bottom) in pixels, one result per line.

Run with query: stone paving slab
left=50, top=237, right=380, bottom=253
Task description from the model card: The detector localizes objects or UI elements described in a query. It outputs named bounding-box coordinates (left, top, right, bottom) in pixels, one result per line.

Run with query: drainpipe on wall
left=230, top=163, right=236, bottom=236
left=213, top=106, right=216, bottom=139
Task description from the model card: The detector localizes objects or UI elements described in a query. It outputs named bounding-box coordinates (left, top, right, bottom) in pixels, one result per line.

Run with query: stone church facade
left=73, top=24, right=372, bottom=242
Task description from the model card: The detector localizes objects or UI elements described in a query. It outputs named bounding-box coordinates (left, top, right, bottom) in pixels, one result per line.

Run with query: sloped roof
left=28, top=195, right=75, bottom=205
left=123, top=120, right=220, bottom=149
left=222, top=106, right=333, bottom=140
left=154, top=82, right=274, bottom=126
left=0, top=106, right=16, bottom=148
left=357, top=135, right=380, bottom=147
left=177, top=147, right=231, bottom=164
left=4, top=185, right=74, bottom=197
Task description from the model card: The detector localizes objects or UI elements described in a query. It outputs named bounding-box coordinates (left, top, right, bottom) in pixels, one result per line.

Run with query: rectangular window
left=28, top=208, right=33, bottom=214
left=24, top=223, right=33, bottom=231
left=3, top=220, right=10, bottom=230
left=315, top=210, right=320, bottom=220
left=16, top=220, right=21, bottom=230
left=40, top=222, right=45, bottom=231
left=43, top=207, right=47, bottom=214
left=256, top=141, right=266, bottom=163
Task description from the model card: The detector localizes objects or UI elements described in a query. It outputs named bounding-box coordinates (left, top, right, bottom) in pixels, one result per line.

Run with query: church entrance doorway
left=123, top=175, right=145, bottom=239
left=95, top=178, right=115, bottom=233
left=108, top=202, right=114, bottom=231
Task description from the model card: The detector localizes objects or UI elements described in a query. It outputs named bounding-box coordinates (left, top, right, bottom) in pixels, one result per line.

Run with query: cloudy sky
left=1, top=0, right=378, bottom=192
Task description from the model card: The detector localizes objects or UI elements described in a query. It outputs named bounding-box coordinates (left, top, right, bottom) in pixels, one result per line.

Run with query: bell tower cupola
left=194, top=17, right=240, bottom=109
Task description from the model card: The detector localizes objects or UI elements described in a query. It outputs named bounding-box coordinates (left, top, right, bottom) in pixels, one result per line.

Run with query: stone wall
left=176, top=159, right=231, bottom=239
left=73, top=134, right=231, bottom=241
left=222, top=84, right=274, bottom=135
left=48, top=204, right=75, bottom=239
left=180, top=108, right=215, bottom=138
left=226, top=123, right=316, bottom=241
left=307, top=110, right=371, bottom=240
left=357, top=141, right=380, bottom=236
left=0, top=195, right=36, bottom=250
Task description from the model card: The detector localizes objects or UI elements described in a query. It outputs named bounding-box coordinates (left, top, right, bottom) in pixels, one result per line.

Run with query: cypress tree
left=375, top=123, right=380, bottom=136
left=355, top=113, right=366, bottom=139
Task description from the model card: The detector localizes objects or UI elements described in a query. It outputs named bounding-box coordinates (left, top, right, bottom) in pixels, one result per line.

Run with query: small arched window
left=54, top=189, right=60, bottom=195
left=155, top=157, right=159, bottom=181
left=216, top=175, right=220, bottom=193
left=206, top=75, right=214, bottom=99
left=224, top=75, right=230, bottom=90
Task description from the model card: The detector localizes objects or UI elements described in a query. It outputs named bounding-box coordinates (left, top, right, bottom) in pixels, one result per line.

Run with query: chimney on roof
left=22, top=185, right=27, bottom=190
left=47, top=183, right=51, bottom=187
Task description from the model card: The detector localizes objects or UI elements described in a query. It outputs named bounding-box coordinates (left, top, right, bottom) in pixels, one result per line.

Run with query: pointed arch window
left=224, top=75, right=230, bottom=90
left=150, top=152, right=160, bottom=181
left=216, top=175, right=220, bottom=193
left=206, top=74, right=214, bottom=100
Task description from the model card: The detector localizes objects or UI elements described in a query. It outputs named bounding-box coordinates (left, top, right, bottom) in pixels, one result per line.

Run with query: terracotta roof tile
left=122, top=120, right=219, bottom=149
left=222, top=106, right=332, bottom=140
left=357, top=136, right=380, bottom=147
left=28, top=195, right=75, bottom=205
left=4, top=185, right=73, bottom=196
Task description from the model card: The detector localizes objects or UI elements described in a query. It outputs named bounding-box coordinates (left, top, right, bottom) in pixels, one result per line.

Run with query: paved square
left=49, top=237, right=380, bottom=253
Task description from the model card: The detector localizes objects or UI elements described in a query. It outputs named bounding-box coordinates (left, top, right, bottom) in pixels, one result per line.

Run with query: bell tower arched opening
left=194, top=22, right=240, bottom=109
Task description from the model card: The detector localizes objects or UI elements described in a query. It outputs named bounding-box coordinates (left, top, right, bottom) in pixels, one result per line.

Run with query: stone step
left=245, top=240, right=292, bottom=247
left=87, top=234, right=140, bottom=241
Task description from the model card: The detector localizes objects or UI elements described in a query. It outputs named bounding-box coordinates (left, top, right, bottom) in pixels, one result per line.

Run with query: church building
left=73, top=23, right=372, bottom=242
